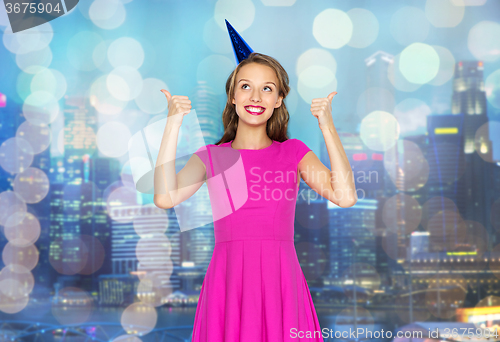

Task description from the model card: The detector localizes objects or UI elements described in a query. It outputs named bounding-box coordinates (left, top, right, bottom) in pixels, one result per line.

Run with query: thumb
left=327, top=91, right=337, bottom=102
left=161, top=89, right=171, bottom=102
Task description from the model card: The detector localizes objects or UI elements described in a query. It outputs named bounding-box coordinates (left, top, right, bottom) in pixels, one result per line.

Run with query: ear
left=274, top=96, right=283, bottom=108
left=232, top=98, right=235, bottom=105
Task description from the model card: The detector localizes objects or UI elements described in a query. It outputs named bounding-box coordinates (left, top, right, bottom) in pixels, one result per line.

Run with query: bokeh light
left=136, top=234, right=172, bottom=268
left=108, top=37, right=144, bottom=69
left=90, top=75, right=128, bottom=115
left=78, top=235, right=106, bottom=275
left=428, top=46, right=456, bottom=86
left=106, top=185, right=142, bottom=222
left=2, top=243, right=39, bottom=271
left=13, top=167, right=50, bottom=204
left=346, top=8, right=379, bottom=48
left=67, top=31, right=104, bottom=71
left=135, top=78, right=169, bottom=114
left=388, top=54, right=423, bottom=92
left=4, top=212, right=41, bottom=247
left=261, top=0, right=296, bottom=5
left=30, top=68, right=67, bottom=100
left=382, top=194, right=422, bottom=234
left=452, top=0, right=486, bottom=4
left=384, top=139, right=429, bottom=192
left=16, top=121, right=52, bottom=154
left=485, top=69, right=500, bottom=109
left=132, top=205, right=169, bottom=237
left=426, top=210, right=467, bottom=252
left=96, top=121, right=132, bottom=157
left=22, top=91, right=60, bottom=126
left=15, top=46, right=52, bottom=74
left=107, top=66, right=144, bottom=101
left=0, top=191, right=27, bottom=227
left=137, top=276, right=173, bottom=307
left=16, top=72, right=34, bottom=101
left=425, top=0, right=465, bottom=27
left=468, top=21, right=500, bottom=62
left=295, top=48, right=338, bottom=104
left=360, top=111, right=400, bottom=151
left=399, top=43, right=440, bottom=84
left=2, top=22, right=53, bottom=54
left=421, top=196, right=459, bottom=230
left=0, top=264, right=34, bottom=300
left=313, top=9, right=353, bottom=49
left=89, top=0, right=126, bottom=30
left=0, top=137, right=34, bottom=174
left=51, top=287, right=93, bottom=325
left=214, top=0, right=255, bottom=32
left=0, top=290, right=30, bottom=314
left=121, top=302, right=158, bottom=336
left=49, top=236, right=89, bottom=275
left=474, top=121, right=499, bottom=162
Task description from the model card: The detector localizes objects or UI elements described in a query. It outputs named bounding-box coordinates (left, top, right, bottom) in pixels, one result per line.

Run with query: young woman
left=154, top=52, right=357, bottom=341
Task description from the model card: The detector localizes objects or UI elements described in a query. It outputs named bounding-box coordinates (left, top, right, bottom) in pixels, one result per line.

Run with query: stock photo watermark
left=3, top=0, right=79, bottom=33
left=247, top=165, right=379, bottom=204
left=290, top=327, right=499, bottom=340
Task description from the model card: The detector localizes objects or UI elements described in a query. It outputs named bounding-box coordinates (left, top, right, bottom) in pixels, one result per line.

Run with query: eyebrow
left=238, top=79, right=276, bottom=87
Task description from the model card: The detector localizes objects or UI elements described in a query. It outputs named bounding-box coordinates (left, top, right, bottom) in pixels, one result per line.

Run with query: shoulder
left=193, top=144, right=212, bottom=165
left=281, top=139, right=312, bottom=164
left=193, top=142, right=227, bottom=165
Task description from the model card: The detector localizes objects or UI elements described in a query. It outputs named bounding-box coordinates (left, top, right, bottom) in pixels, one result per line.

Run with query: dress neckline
left=227, top=139, right=275, bottom=151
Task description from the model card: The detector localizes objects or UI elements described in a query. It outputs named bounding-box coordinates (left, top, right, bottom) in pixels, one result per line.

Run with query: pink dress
left=192, top=138, right=324, bottom=342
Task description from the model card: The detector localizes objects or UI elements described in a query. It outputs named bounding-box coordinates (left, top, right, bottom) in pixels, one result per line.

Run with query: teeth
left=246, top=106, right=264, bottom=113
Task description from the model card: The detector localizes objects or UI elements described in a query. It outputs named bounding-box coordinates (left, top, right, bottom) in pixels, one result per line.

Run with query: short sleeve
left=294, top=139, right=312, bottom=164
left=193, top=145, right=209, bottom=167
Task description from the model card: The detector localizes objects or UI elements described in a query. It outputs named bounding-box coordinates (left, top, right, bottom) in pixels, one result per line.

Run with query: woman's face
left=232, top=62, right=283, bottom=126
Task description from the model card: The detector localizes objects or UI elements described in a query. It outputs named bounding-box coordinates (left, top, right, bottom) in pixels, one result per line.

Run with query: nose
left=250, top=89, right=261, bottom=103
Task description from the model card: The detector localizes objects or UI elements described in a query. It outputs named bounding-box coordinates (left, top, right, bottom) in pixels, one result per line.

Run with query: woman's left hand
left=310, top=91, right=337, bottom=131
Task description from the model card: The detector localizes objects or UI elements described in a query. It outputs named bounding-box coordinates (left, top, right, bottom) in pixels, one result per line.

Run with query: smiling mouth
left=245, top=106, right=265, bottom=115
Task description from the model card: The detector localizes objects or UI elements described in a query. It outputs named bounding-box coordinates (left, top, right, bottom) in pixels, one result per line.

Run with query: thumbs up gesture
left=160, top=89, right=192, bottom=126
left=310, top=91, right=337, bottom=131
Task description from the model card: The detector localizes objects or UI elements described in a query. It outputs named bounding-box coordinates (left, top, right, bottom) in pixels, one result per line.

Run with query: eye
left=241, top=84, right=273, bottom=91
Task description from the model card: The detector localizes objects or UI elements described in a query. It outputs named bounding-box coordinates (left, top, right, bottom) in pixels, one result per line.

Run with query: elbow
left=330, top=189, right=358, bottom=208
left=328, top=198, right=357, bottom=208
left=153, top=194, right=173, bottom=210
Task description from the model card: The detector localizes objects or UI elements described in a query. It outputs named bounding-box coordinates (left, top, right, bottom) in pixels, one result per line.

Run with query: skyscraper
left=451, top=61, right=493, bottom=237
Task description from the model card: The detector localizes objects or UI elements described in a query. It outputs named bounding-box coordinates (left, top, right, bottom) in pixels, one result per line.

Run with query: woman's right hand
left=161, top=89, right=192, bottom=126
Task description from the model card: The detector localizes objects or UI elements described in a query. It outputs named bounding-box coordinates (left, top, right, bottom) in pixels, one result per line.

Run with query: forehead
left=236, top=63, right=278, bottom=82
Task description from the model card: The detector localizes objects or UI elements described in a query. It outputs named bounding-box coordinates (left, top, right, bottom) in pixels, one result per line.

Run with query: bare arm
left=299, top=92, right=357, bottom=208
left=153, top=90, right=206, bottom=209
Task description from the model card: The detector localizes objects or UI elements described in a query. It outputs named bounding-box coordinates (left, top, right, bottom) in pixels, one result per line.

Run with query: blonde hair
left=214, top=52, right=291, bottom=145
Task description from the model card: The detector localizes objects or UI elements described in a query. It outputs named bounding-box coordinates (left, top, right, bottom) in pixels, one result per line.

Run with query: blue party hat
left=225, top=19, right=254, bottom=64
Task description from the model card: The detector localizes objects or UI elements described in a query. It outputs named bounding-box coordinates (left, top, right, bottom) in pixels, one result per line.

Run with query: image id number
left=5, top=2, right=62, bottom=14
